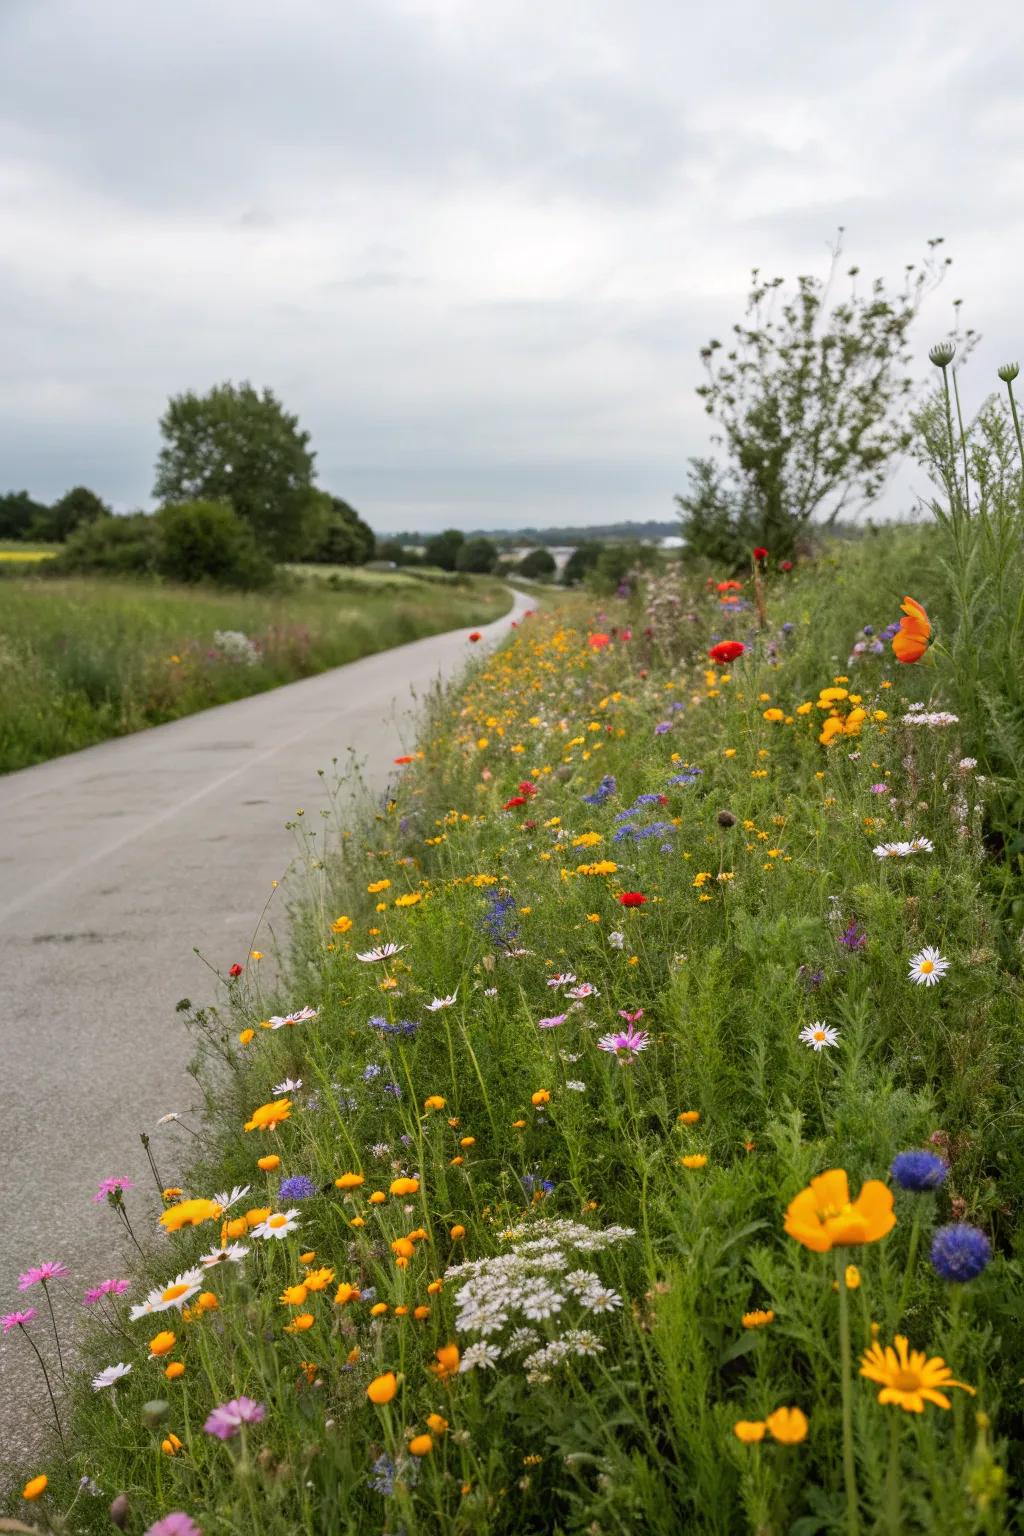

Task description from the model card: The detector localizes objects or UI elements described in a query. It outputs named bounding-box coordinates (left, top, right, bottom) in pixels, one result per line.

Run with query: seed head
left=716, top=810, right=738, bottom=828
left=997, top=362, right=1019, bottom=383
left=928, top=342, right=956, bottom=369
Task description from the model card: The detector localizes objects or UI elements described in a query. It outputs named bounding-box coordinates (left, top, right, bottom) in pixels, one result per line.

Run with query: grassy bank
left=5, top=529, right=1023, bottom=1534
left=0, top=573, right=511, bottom=773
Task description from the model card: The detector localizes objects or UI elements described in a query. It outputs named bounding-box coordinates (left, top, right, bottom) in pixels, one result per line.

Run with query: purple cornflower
left=204, top=1396, right=266, bottom=1440
left=2, top=1308, right=37, bottom=1335
left=363, top=1063, right=382, bottom=1081
left=930, top=1224, right=992, bottom=1282
left=869, top=783, right=889, bottom=795
left=278, top=1175, right=317, bottom=1201
left=522, top=1174, right=556, bottom=1195
left=17, top=1262, right=70, bottom=1291
left=83, top=1279, right=130, bottom=1305
left=797, top=965, right=825, bottom=991
left=582, top=774, right=616, bottom=806
left=838, top=921, right=867, bottom=952
left=538, top=1014, right=568, bottom=1029
left=890, top=1151, right=948, bottom=1191
left=146, top=1515, right=203, bottom=1536
left=383, top=1082, right=402, bottom=1098
left=597, top=1026, right=651, bottom=1060
left=93, top=1177, right=135, bottom=1203
left=654, top=722, right=672, bottom=735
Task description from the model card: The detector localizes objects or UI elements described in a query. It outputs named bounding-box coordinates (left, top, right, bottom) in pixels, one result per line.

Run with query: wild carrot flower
left=204, top=1396, right=266, bottom=1439
left=784, top=1169, right=895, bottom=1251
left=860, top=1334, right=973, bottom=1411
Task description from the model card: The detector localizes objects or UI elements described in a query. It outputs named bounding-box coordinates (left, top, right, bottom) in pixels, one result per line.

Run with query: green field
left=0, top=573, right=511, bottom=773
left=11, top=524, right=1024, bottom=1532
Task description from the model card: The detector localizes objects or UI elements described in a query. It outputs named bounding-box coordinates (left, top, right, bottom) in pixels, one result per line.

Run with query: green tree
left=562, top=542, right=602, bottom=585
left=674, top=458, right=750, bottom=568
left=302, top=493, right=376, bottom=565
left=56, top=512, right=160, bottom=575
left=0, top=490, right=49, bottom=540
left=155, top=500, right=273, bottom=588
left=32, top=485, right=110, bottom=543
left=516, top=547, right=556, bottom=580
left=455, top=536, right=498, bottom=574
left=376, top=539, right=420, bottom=566
left=153, top=382, right=317, bottom=559
left=424, top=528, right=465, bottom=571
left=685, top=235, right=953, bottom=558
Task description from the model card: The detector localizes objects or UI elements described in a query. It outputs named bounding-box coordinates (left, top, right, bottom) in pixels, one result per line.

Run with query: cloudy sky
left=2, top=0, right=1021, bottom=532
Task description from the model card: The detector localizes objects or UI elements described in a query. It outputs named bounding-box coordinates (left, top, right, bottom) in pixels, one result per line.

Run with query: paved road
left=0, top=590, right=530, bottom=1474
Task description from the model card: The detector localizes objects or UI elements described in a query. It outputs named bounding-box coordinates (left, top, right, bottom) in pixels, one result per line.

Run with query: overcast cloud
left=1, top=0, right=1022, bottom=531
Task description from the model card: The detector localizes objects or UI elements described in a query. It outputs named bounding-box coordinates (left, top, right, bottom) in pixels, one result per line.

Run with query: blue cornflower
left=890, top=1151, right=948, bottom=1191
left=667, top=770, right=702, bottom=786
left=863, top=625, right=874, bottom=636
left=634, top=793, right=665, bottom=806
left=522, top=1174, right=556, bottom=1194
left=383, top=1082, right=402, bottom=1098
left=654, top=722, right=672, bottom=735
left=614, top=807, right=640, bottom=823
left=930, top=1223, right=992, bottom=1282
left=362, top=1063, right=382, bottom=1081
left=481, top=888, right=520, bottom=949
left=582, top=774, right=617, bottom=806
left=278, top=1175, right=317, bottom=1201
left=782, top=621, right=795, bottom=634
left=611, top=826, right=635, bottom=843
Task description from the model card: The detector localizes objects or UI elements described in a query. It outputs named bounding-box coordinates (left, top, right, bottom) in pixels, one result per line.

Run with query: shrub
left=455, top=536, right=499, bottom=574
left=516, top=546, right=556, bottom=579
left=55, top=512, right=160, bottom=576
left=156, top=500, right=275, bottom=588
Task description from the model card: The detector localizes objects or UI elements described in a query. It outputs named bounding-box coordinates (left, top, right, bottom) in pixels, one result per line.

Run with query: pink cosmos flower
left=93, top=1177, right=135, bottom=1203
left=547, top=973, right=576, bottom=988
left=146, top=1516, right=203, bottom=1536
left=83, top=1278, right=131, bottom=1305
left=2, top=1308, right=37, bottom=1335
left=538, top=1014, right=568, bottom=1029
left=204, top=1396, right=266, bottom=1440
left=18, top=1262, right=70, bottom=1291
left=617, top=1009, right=645, bottom=1022
left=597, top=1026, right=651, bottom=1060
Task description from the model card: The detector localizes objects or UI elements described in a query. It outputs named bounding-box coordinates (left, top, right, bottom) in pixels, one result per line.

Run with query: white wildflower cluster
left=901, top=706, right=959, bottom=727
left=445, top=1218, right=634, bottom=1379
left=872, top=838, right=934, bottom=859
left=213, top=629, right=261, bottom=665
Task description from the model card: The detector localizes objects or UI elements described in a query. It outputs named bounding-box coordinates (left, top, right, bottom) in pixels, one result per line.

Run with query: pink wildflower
left=83, top=1279, right=131, bottom=1306
left=538, top=1014, right=568, bottom=1029
left=93, top=1177, right=135, bottom=1203
left=204, top=1396, right=266, bottom=1440
left=2, top=1308, right=37, bottom=1335
left=18, top=1262, right=70, bottom=1291
left=597, top=1026, right=651, bottom=1060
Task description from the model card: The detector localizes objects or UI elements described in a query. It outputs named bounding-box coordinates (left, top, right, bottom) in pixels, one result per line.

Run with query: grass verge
left=0, top=573, right=511, bottom=773
left=4, top=530, right=1022, bottom=1534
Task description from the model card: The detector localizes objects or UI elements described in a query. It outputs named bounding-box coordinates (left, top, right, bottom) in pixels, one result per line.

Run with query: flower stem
left=895, top=1201, right=924, bottom=1326
left=835, top=1251, right=860, bottom=1536
left=40, top=1280, right=66, bottom=1387
left=884, top=1409, right=902, bottom=1534
left=18, top=1322, right=66, bottom=1454
left=1004, top=377, right=1024, bottom=465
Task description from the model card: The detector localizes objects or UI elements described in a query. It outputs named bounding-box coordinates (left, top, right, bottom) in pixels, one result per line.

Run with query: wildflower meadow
left=4, top=524, right=1023, bottom=1534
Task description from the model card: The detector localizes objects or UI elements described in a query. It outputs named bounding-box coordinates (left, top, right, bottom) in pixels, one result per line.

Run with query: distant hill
left=385, top=520, right=681, bottom=548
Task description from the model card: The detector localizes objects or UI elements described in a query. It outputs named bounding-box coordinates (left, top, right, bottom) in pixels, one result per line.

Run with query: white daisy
left=268, top=1006, right=319, bottom=1029
left=459, top=1341, right=502, bottom=1372
left=273, top=1077, right=303, bottom=1094
left=426, top=992, right=458, bottom=1011
left=199, top=1243, right=249, bottom=1268
left=581, top=1287, right=623, bottom=1314
left=908, top=946, right=950, bottom=986
left=210, top=1184, right=251, bottom=1211
left=129, top=1269, right=204, bottom=1320
left=873, top=842, right=913, bottom=859
left=356, top=943, right=405, bottom=962
left=92, top=1362, right=132, bottom=1392
left=799, top=1021, right=840, bottom=1052
left=250, top=1208, right=301, bottom=1240
left=908, top=837, right=934, bottom=853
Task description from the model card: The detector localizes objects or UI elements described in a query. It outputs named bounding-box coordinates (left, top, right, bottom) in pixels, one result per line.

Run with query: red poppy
left=588, top=633, right=611, bottom=649
left=753, top=546, right=769, bottom=560
left=716, top=580, right=742, bottom=593
left=228, top=963, right=243, bottom=978
left=468, top=632, right=482, bottom=642
left=621, top=629, right=632, bottom=641
left=518, top=781, right=537, bottom=796
left=619, top=892, right=647, bottom=907
left=394, top=755, right=414, bottom=765
left=504, top=796, right=527, bottom=810
left=779, top=560, right=793, bottom=572
left=708, top=640, right=745, bottom=664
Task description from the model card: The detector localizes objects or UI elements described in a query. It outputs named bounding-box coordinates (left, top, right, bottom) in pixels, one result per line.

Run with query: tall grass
left=0, top=575, right=511, bottom=772
left=6, top=530, right=1021, bottom=1533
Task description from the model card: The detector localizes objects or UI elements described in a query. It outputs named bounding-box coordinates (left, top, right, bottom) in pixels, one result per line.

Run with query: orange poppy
left=784, top=1168, right=895, bottom=1252
left=891, top=597, right=931, bottom=664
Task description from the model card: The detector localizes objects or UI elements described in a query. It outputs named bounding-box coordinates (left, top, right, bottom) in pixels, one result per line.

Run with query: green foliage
left=561, top=541, right=603, bottom=585
left=588, top=538, right=661, bottom=593
left=376, top=538, right=422, bottom=566
left=682, top=237, right=952, bottom=558
left=424, top=528, right=466, bottom=571
left=153, top=381, right=317, bottom=559
left=155, top=499, right=275, bottom=589
left=516, top=547, right=556, bottom=580
left=675, top=457, right=750, bottom=568
left=31, top=485, right=110, bottom=542
left=0, top=488, right=50, bottom=540
left=455, top=535, right=499, bottom=574
left=56, top=511, right=160, bottom=576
